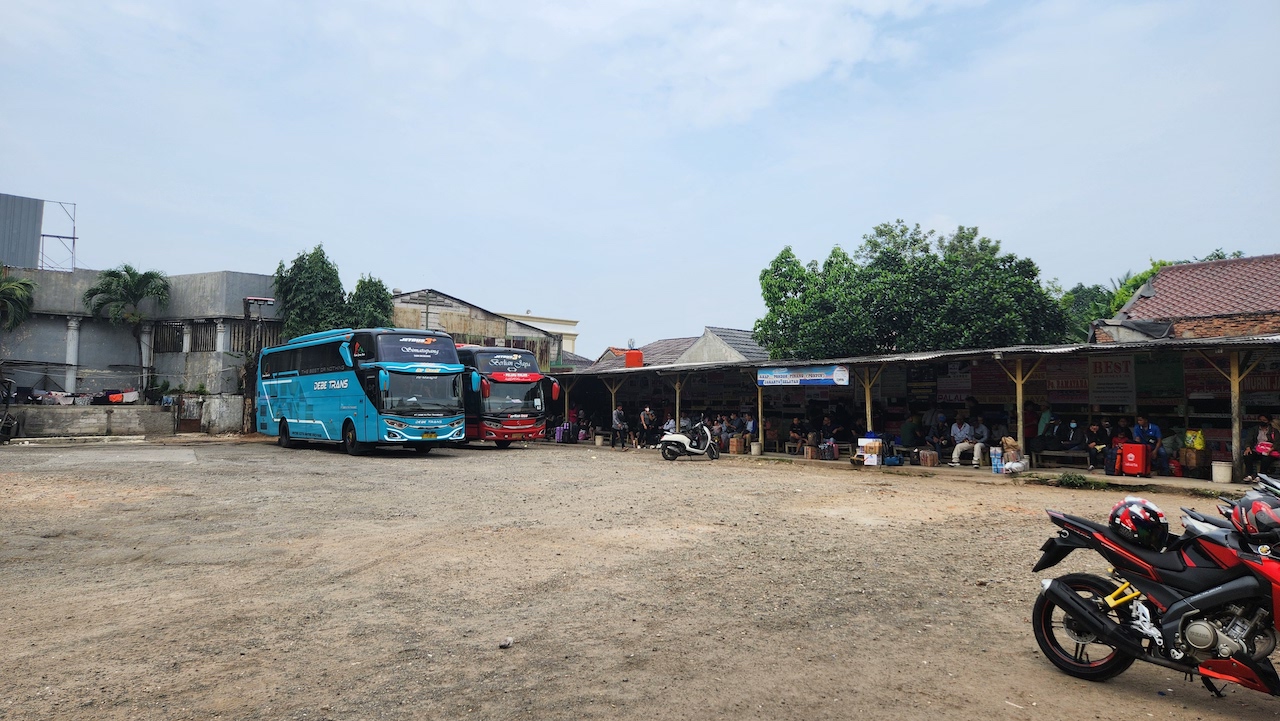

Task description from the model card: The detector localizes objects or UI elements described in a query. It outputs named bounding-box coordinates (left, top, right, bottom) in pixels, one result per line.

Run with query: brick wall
left=1170, top=313, right=1280, bottom=339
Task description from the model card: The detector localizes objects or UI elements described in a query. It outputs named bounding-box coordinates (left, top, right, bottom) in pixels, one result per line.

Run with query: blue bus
left=256, top=327, right=478, bottom=454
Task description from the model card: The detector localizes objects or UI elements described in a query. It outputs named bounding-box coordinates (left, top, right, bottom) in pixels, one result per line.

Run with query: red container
left=624, top=350, right=643, bottom=368
left=1121, top=443, right=1150, bottom=477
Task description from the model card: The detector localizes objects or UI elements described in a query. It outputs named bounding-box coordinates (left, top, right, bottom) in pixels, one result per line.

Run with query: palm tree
left=82, top=264, right=171, bottom=390
left=0, top=268, right=37, bottom=333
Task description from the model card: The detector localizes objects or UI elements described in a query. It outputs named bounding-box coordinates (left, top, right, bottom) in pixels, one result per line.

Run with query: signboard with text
left=757, top=365, right=850, bottom=387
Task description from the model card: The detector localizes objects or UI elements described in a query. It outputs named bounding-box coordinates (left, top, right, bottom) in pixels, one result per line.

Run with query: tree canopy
left=347, top=275, right=394, bottom=329
left=81, top=264, right=171, bottom=388
left=274, top=246, right=394, bottom=339
left=752, top=221, right=1069, bottom=359
left=0, top=268, right=37, bottom=333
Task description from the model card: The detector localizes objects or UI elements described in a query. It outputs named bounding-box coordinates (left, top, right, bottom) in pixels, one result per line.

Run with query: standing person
left=639, top=405, right=657, bottom=448
left=611, top=404, right=628, bottom=450
left=949, top=416, right=984, bottom=468
left=1243, top=413, right=1277, bottom=482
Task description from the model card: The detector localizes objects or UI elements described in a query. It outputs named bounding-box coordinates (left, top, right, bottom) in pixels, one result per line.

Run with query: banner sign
left=1045, top=358, right=1089, bottom=404
left=757, top=365, right=850, bottom=387
left=1089, top=355, right=1137, bottom=407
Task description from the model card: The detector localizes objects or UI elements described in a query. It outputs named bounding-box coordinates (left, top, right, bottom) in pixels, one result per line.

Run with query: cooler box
left=1121, top=444, right=1150, bottom=477
left=990, top=447, right=1004, bottom=474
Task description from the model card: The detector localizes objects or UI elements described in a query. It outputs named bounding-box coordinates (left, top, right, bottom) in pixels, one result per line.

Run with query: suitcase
left=555, top=426, right=565, bottom=443
left=804, top=446, right=819, bottom=459
left=919, top=449, right=940, bottom=467
left=818, top=442, right=833, bottom=460
left=1104, top=447, right=1118, bottom=476
left=1121, top=443, right=1150, bottom=477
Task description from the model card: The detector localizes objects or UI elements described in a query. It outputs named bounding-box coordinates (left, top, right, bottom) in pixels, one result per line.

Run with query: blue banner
left=757, top=365, right=850, bottom=387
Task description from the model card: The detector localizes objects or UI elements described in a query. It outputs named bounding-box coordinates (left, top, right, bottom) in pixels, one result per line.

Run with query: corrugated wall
left=0, top=193, right=44, bottom=269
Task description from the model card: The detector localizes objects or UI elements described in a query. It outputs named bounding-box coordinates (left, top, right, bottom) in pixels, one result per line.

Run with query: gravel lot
left=1, top=440, right=1276, bottom=720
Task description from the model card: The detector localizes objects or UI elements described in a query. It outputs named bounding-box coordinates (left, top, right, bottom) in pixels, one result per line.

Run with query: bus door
left=360, top=371, right=380, bottom=442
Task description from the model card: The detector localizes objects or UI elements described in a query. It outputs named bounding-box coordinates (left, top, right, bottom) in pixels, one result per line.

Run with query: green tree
left=1058, top=283, right=1112, bottom=341
left=347, top=275, right=394, bottom=329
left=753, top=220, right=1069, bottom=359
left=82, top=264, right=171, bottom=389
left=273, top=245, right=349, bottom=340
left=0, top=268, right=37, bottom=333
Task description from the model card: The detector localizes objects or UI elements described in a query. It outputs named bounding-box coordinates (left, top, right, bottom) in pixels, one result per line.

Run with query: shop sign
left=757, top=365, right=850, bottom=386
left=1089, top=355, right=1136, bottom=406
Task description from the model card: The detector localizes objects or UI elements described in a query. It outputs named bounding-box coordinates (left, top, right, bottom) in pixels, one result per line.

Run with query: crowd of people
left=552, top=399, right=1280, bottom=479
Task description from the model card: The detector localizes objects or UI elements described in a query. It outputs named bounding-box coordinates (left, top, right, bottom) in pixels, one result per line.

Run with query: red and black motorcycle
left=1031, top=475, right=1280, bottom=697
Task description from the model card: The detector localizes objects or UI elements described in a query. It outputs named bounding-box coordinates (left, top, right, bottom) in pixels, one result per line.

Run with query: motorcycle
left=1031, top=474, right=1280, bottom=697
left=659, top=422, right=720, bottom=461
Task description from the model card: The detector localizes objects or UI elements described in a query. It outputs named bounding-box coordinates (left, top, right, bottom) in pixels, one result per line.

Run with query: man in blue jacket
left=1133, top=415, right=1168, bottom=474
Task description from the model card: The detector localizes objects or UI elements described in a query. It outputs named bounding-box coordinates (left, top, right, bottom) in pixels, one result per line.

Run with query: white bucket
left=1211, top=461, right=1232, bottom=484
left=595, top=435, right=604, bottom=447
left=750, top=441, right=762, bottom=456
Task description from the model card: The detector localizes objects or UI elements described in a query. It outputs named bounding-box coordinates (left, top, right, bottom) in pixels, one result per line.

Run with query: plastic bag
left=1184, top=429, right=1206, bottom=450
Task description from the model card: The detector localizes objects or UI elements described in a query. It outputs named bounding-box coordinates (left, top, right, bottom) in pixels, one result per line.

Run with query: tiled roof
left=1125, top=254, right=1280, bottom=320
left=705, top=326, right=770, bottom=361
left=555, top=350, right=594, bottom=370
left=586, top=337, right=698, bottom=371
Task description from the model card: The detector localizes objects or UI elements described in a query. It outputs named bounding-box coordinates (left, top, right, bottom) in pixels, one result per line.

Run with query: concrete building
left=496, top=310, right=580, bottom=354
left=0, top=267, right=280, bottom=395
left=392, top=288, right=563, bottom=371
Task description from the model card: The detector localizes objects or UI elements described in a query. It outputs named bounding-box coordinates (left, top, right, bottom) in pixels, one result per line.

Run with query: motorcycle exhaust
left=1041, top=580, right=1196, bottom=673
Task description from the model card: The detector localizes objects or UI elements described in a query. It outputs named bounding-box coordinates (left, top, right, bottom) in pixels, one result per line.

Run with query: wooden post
left=1195, top=349, right=1263, bottom=483
left=857, top=364, right=884, bottom=433
left=997, top=357, right=1044, bottom=454
left=757, top=383, right=763, bottom=446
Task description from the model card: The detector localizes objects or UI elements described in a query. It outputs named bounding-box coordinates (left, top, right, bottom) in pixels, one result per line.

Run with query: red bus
left=456, top=346, right=560, bottom=448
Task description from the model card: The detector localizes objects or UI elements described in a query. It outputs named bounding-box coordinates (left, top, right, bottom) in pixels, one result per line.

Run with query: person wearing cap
left=1085, top=420, right=1110, bottom=471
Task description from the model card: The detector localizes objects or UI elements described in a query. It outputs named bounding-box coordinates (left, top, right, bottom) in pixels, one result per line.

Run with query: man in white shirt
left=949, top=417, right=986, bottom=468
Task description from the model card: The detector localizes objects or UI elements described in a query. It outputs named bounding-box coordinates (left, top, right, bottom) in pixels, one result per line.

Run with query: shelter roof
left=572, top=333, right=1280, bottom=377
left=587, top=337, right=698, bottom=372
left=1123, top=254, right=1280, bottom=320
left=705, top=326, right=770, bottom=361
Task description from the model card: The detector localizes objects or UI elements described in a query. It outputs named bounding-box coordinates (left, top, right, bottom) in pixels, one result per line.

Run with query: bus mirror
left=551, top=381, right=561, bottom=401
left=378, top=369, right=389, bottom=393
left=470, top=371, right=481, bottom=393
left=339, top=343, right=353, bottom=367
left=480, top=377, right=491, bottom=399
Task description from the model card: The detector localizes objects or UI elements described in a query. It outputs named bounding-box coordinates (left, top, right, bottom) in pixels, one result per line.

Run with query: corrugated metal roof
left=575, top=333, right=1280, bottom=377
left=0, top=193, right=44, bottom=269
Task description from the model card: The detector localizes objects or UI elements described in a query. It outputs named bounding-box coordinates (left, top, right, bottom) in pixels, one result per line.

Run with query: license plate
left=513, top=434, right=523, bottom=440
left=421, top=432, right=436, bottom=440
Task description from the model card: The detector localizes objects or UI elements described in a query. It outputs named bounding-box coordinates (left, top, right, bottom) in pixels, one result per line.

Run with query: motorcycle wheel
left=707, top=444, right=720, bottom=460
left=1032, top=573, right=1136, bottom=681
left=661, top=443, right=680, bottom=461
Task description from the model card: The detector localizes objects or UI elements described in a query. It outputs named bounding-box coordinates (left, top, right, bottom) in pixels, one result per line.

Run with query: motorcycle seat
left=1057, top=512, right=1186, bottom=572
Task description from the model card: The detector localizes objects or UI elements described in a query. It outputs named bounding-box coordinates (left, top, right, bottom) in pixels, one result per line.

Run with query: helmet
left=1229, top=491, right=1280, bottom=542
left=1109, top=496, right=1169, bottom=551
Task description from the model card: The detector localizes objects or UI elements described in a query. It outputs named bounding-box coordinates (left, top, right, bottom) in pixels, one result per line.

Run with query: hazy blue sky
left=3, top=1, right=1277, bottom=358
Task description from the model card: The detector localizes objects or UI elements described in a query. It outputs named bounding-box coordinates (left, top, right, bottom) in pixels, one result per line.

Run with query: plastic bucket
left=1211, top=461, right=1232, bottom=484
left=595, top=435, right=604, bottom=447
left=750, top=441, right=762, bottom=456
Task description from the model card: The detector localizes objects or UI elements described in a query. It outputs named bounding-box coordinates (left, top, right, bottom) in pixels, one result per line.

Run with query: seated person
left=1034, top=417, right=1065, bottom=452
left=787, top=416, right=808, bottom=454
left=1061, top=419, right=1088, bottom=451
left=1085, top=420, right=1110, bottom=471
left=1133, top=415, right=1169, bottom=473
left=819, top=415, right=843, bottom=443
left=926, top=414, right=953, bottom=457
left=949, top=417, right=985, bottom=468
left=898, top=413, right=924, bottom=447
left=1111, top=417, right=1134, bottom=444
left=971, top=416, right=991, bottom=450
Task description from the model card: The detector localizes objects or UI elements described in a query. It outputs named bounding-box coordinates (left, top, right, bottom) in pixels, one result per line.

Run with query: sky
left=2, top=0, right=1277, bottom=359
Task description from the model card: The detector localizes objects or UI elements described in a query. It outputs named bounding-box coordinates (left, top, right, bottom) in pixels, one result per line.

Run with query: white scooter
left=659, top=422, right=720, bottom=461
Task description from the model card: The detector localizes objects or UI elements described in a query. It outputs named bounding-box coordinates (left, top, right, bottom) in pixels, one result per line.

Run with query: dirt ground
left=1, top=440, right=1276, bottom=720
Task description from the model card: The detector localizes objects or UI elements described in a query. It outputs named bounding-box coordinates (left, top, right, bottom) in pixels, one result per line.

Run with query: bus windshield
left=377, top=334, right=458, bottom=364
left=484, top=381, right=543, bottom=415
left=386, top=372, right=462, bottom=414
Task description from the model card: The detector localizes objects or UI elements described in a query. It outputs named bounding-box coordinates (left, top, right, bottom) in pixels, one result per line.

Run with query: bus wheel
left=495, top=440, right=513, bottom=449
left=278, top=420, right=297, bottom=449
left=342, top=421, right=366, bottom=456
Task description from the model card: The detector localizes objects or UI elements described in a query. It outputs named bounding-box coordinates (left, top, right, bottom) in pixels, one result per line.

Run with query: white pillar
left=182, top=323, right=192, bottom=353
left=64, top=316, right=81, bottom=393
left=140, top=324, right=155, bottom=389
left=215, top=319, right=228, bottom=353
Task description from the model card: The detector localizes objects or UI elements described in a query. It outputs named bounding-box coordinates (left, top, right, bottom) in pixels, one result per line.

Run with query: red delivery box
left=1121, top=443, right=1151, bottom=477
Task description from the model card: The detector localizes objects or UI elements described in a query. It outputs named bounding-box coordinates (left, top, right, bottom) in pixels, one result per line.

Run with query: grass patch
left=1054, top=472, right=1111, bottom=491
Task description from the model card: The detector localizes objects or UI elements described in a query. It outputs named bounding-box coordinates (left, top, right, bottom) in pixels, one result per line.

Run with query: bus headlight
left=385, top=419, right=408, bottom=429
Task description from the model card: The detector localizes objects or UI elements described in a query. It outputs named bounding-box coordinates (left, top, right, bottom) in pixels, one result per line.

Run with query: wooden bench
left=785, top=441, right=800, bottom=455
left=1032, top=450, right=1090, bottom=469
left=835, top=442, right=854, bottom=458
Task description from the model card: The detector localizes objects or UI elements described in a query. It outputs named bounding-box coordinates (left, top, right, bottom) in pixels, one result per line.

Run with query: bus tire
left=342, top=421, right=367, bottom=456
left=278, top=420, right=297, bottom=449
left=495, top=440, right=513, bottom=449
